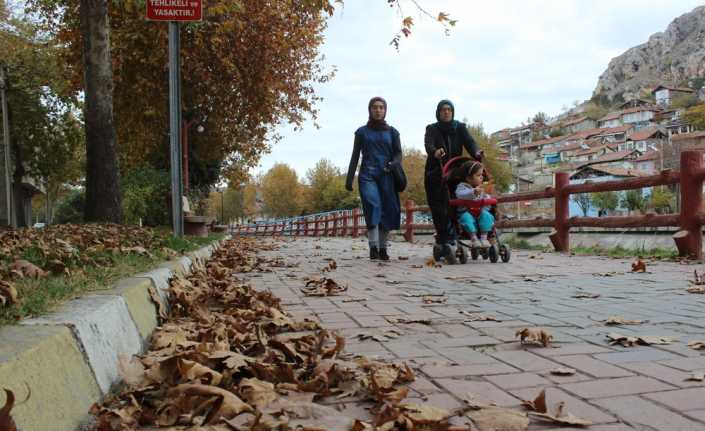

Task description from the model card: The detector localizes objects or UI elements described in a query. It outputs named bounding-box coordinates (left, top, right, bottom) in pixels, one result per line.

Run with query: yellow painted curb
left=96, top=277, right=160, bottom=340
left=0, top=325, right=101, bottom=431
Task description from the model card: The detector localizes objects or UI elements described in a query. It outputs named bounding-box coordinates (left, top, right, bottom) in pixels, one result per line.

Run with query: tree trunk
left=80, top=0, right=122, bottom=223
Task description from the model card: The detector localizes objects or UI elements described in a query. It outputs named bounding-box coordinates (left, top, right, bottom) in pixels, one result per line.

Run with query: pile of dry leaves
left=87, top=238, right=591, bottom=430
left=0, top=224, right=177, bottom=307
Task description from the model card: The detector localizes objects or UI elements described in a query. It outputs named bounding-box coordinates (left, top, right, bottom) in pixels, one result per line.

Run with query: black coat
left=423, top=122, right=480, bottom=174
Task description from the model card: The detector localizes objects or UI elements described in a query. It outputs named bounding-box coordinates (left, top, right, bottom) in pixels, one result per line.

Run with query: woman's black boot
left=379, top=248, right=390, bottom=261
left=370, top=246, right=379, bottom=260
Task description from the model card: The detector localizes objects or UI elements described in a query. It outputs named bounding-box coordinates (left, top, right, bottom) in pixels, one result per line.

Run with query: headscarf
left=435, top=99, right=459, bottom=134
left=366, top=97, right=390, bottom=131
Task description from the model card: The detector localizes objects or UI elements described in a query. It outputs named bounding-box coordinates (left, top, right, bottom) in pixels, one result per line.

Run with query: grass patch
left=570, top=245, right=677, bottom=259
left=504, top=237, right=546, bottom=251
left=0, top=231, right=225, bottom=326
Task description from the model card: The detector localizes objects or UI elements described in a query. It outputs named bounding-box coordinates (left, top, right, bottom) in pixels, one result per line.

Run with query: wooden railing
left=233, top=150, right=705, bottom=259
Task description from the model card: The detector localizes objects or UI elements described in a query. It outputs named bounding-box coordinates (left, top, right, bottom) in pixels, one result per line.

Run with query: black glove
left=474, top=150, right=484, bottom=161
left=345, top=182, right=353, bottom=192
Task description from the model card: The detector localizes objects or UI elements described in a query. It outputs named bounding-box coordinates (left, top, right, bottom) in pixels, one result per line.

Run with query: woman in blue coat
left=345, top=97, right=402, bottom=261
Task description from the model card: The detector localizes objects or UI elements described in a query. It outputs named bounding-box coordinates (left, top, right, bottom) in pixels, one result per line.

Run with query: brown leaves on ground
left=461, top=312, right=501, bottom=322
left=521, top=389, right=592, bottom=427
left=692, top=269, right=705, bottom=286
left=301, top=276, right=347, bottom=296
left=550, top=368, right=576, bottom=376
left=687, top=340, right=705, bottom=350
left=466, top=405, right=530, bottom=431
left=631, top=259, right=646, bottom=272
left=94, top=238, right=479, bottom=430
left=422, top=295, right=447, bottom=304
left=0, top=281, right=18, bottom=306
left=516, top=328, right=553, bottom=347
left=685, top=372, right=705, bottom=382
left=687, top=285, right=705, bottom=294
left=0, top=389, right=17, bottom=431
left=602, top=316, right=645, bottom=326
left=572, top=292, right=600, bottom=299
left=607, top=333, right=678, bottom=347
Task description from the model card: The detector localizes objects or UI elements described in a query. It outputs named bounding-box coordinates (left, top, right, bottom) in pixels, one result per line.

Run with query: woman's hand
left=434, top=148, right=446, bottom=159
left=474, top=150, right=484, bottom=161
left=474, top=187, right=483, bottom=196
left=345, top=182, right=353, bottom=192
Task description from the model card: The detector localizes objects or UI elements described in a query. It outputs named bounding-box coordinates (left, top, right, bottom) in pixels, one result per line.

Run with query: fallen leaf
left=117, top=354, right=145, bottom=386
left=301, top=276, right=348, bottom=296
left=386, top=317, right=431, bottom=325
left=398, top=256, right=409, bottom=261
left=422, top=295, right=447, bottom=304
left=529, top=401, right=592, bottom=427
left=0, top=281, right=18, bottom=306
left=550, top=368, right=576, bottom=376
left=0, top=389, right=17, bottom=431
left=466, top=406, right=529, bottom=431
left=603, top=316, right=645, bottom=326
left=687, top=341, right=705, bottom=350
left=404, top=292, right=445, bottom=298
left=521, top=389, right=547, bottom=412
left=516, top=328, right=553, bottom=347
left=168, top=383, right=252, bottom=424
left=572, top=292, right=600, bottom=299
left=11, top=259, right=48, bottom=279
left=400, top=403, right=450, bottom=423
left=425, top=257, right=442, bottom=268
left=342, top=298, right=366, bottom=303
left=607, top=333, right=677, bottom=346
left=239, top=378, right=278, bottom=410
left=687, top=286, right=705, bottom=294
left=461, top=312, right=501, bottom=322
left=631, top=259, right=646, bottom=273
left=685, top=372, right=705, bottom=382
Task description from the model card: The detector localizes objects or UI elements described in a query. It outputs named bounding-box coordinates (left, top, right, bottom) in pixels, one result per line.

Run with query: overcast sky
left=255, top=0, right=703, bottom=179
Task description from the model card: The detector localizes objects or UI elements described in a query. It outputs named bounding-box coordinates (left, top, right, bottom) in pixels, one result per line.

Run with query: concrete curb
left=0, top=238, right=224, bottom=431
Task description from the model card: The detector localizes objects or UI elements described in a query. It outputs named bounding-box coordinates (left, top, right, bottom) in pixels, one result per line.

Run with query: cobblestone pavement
left=243, top=236, right=705, bottom=430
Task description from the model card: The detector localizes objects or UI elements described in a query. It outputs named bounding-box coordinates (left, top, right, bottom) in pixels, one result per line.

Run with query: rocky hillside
left=593, top=5, right=705, bottom=102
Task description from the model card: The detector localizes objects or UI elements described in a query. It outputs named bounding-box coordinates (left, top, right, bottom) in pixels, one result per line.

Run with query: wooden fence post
left=403, top=200, right=415, bottom=242
left=549, top=172, right=570, bottom=252
left=332, top=212, right=339, bottom=237
left=352, top=208, right=360, bottom=238
left=674, top=150, right=703, bottom=259
left=314, top=216, right=321, bottom=237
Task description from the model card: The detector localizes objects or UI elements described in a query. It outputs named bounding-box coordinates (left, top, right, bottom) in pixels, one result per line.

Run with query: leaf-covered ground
left=0, top=224, right=221, bottom=324
left=86, top=238, right=591, bottom=431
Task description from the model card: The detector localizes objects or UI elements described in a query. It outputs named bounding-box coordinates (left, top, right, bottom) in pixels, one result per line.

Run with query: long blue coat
left=345, top=126, right=402, bottom=231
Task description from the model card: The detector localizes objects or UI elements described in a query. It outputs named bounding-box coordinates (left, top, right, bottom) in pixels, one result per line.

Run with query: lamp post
left=0, top=66, right=13, bottom=228
left=219, top=188, right=225, bottom=224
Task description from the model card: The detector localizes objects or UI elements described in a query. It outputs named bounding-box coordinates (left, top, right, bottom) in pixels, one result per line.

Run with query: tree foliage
left=684, top=103, right=705, bottom=131
left=648, top=186, right=674, bottom=214
left=260, top=163, right=302, bottom=218
left=206, top=188, right=244, bottom=224
left=584, top=102, right=609, bottom=121
left=400, top=147, right=426, bottom=205
left=466, top=124, right=512, bottom=193
left=572, top=193, right=591, bottom=216
left=0, top=7, right=84, bottom=225
left=304, top=159, right=357, bottom=213
left=622, top=189, right=645, bottom=213
left=592, top=191, right=619, bottom=214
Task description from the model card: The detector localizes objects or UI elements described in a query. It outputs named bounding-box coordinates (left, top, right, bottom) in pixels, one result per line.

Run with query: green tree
left=260, top=163, right=302, bottom=218
left=532, top=112, right=548, bottom=124
left=671, top=93, right=698, bottom=109
left=684, top=104, right=705, bottom=131
left=572, top=193, right=592, bottom=216
left=648, top=186, right=674, bottom=214
left=466, top=123, right=512, bottom=193
left=400, top=147, right=426, bottom=205
left=207, top=188, right=244, bottom=224
left=622, top=189, right=645, bottom=214
left=305, top=159, right=342, bottom=213
left=592, top=191, right=619, bottom=215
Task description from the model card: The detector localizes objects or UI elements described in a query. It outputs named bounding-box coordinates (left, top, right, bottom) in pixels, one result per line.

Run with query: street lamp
left=0, top=66, right=13, bottom=228
left=181, top=119, right=204, bottom=191
left=219, top=187, right=225, bottom=225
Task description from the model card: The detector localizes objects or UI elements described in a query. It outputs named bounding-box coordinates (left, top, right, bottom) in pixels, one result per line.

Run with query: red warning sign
left=147, top=0, right=202, bottom=22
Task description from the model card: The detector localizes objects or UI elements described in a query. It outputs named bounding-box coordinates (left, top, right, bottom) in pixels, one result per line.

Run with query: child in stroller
left=437, top=156, right=511, bottom=264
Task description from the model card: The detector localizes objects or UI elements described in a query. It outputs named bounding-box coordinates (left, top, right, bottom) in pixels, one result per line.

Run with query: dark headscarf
left=367, top=97, right=390, bottom=131
left=435, top=99, right=460, bottom=133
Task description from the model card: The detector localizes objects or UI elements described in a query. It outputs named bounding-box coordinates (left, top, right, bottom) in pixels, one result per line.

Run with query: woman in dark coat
left=346, top=97, right=402, bottom=261
left=424, top=99, right=482, bottom=262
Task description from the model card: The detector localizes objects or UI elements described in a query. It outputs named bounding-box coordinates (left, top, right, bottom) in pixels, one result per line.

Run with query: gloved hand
left=345, top=182, right=353, bottom=192
left=474, top=150, right=484, bottom=161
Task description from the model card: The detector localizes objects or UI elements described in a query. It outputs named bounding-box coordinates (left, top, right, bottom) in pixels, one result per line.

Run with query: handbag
left=387, top=160, right=407, bottom=193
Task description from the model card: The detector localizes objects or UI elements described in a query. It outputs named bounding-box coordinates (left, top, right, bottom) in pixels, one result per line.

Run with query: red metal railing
left=233, top=150, right=705, bottom=259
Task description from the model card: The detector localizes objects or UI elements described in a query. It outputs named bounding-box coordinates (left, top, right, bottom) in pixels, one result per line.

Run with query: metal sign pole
left=0, top=66, right=13, bottom=228
left=168, top=21, right=184, bottom=237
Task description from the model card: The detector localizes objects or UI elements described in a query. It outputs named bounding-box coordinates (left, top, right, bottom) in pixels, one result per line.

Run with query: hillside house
left=620, top=106, right=661, bottom=128
left=569, top=166, right=649, bottom=216
left=619, top=98, right=654, bottom=109
left=598, top=112, right=622, bottom=128
left=634, top=150, right=661, bottom=174
left=491, top=129, right=515, bottom=161
left=562, top=116, right=596, bottom=134
left=585, top=149, right=641, bottom=170
left=618, top=127, right=666, bottom=152
left=518, top=136, right=564, bottom=166
left=509, top=124, right=533, bottom=149
left=652, top=85, right=695, bottom=108
left=571, top=143, right=617, bottom=163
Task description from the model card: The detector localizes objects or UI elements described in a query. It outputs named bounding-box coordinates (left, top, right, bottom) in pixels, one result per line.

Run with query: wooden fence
left=233, top=150, right=705, bottom=259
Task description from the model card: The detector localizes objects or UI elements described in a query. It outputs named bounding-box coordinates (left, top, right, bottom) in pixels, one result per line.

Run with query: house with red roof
left=652, top=85, right=695, bottom=108
left=617, top=127, right=667, bottom=153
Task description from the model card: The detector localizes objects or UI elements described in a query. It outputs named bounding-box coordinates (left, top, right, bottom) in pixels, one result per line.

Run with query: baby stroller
left=431, top=156, right=511, bottom=264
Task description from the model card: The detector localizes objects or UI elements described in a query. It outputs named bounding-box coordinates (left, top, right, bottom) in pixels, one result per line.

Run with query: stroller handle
left=449, top=197, right=497, bottom=208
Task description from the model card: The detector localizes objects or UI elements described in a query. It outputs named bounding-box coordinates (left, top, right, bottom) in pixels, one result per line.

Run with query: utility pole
left=168, top=22, right=184, bottom=237
left=0, top=66, right=14, bottom=228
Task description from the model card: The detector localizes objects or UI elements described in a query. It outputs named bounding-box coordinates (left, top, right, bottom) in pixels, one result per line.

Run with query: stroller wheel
left=445, top=244, right=458, bottom=265
left=470, top=247, right=479, bottom=260
left=481, top=248, right=488, bottom=260
left=500, top=244, right=511, bottom=263
left=432, top=244, right=442, bottom=262
left=458, top=244, right=468, bottom=264
left=488, top=245, right=499, bottom=263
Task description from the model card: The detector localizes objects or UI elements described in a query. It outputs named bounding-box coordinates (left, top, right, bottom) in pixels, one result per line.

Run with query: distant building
left=652, top=85, right=695, bottom=108
left=620, top=106, right=661, bottom=129
left=562, top=116, right=596, bottom=134
left=618, top=127, right=667, bottom=153
left=597, top=111, right=622, bottom=128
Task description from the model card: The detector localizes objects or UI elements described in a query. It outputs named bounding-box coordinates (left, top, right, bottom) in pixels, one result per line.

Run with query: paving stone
left=593, top=348, right=680, bottom=364
left=537, top=342, right=614, bottom=357
left=510, top=387, right=616, bottom=424
left=422, top=335, right=501, bottom=349
left=382, top=341, right=437, bottom=359
left=561, top=376, right=675, bottom=399
left=432, top=323, right=483, bottom=338
left=402, top=393, right=463, bottom=411
left=434, top=379, right=519, bottom=407
left=658, top=356, right=705, bottom=372
left=552, top=355, right=634, bottom=378
left=421, top=362, right=518, bottom=378
left=491, top=350, right=563, bottom=372
left=485, top=373, right=551, bottom=390
left=592, top=396, right=704, bottom=431
left=437, top=347, right=497, bottom=365
left=643, top=387, right=705, bottom=412
left=686, top=409, right=705, bottom=423
left=618, top=361, right=705, bottom=388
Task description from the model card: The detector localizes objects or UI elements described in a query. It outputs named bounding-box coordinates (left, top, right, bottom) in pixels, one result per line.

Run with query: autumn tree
left=400, top=147, right=426, bottom=205
left=592, top=191, right=619, bottom=215
left=466, top=123, right=512, bottom=193
left=260, top=163, right=302, bottom=218
left=206, top=188, right=244, bottom=224
left=0, top=8, right=84, bottom=226
left=684, top=104, right=705, bottom=131
left=304, top=159, right=357, bottom=213
left=572, top=194, right=592, bottom=216
left=585, top=102, right=609, bottom=121
left=622, top=190, right=645, bottom=214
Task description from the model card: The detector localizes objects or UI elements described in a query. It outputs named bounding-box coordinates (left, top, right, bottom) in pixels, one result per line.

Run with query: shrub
left=122, top=167, right=171, bottom=226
